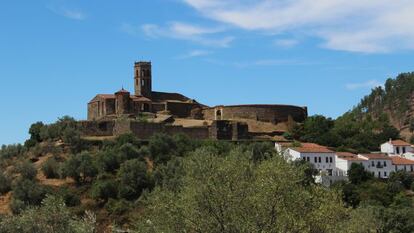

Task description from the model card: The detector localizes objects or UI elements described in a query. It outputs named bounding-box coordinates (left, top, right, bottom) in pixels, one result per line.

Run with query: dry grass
left=0, top=192, right=11, bottom=215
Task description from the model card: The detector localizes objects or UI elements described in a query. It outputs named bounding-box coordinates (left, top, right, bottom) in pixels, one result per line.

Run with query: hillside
left=352, top=72, right=414, bottom=141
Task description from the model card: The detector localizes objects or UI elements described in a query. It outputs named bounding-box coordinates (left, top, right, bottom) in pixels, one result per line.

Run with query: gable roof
left=290, top=143, right=334, bottom=153
left=359, top=153, right=391, bottom=160
left=390, top=156, right=414, bottom=165
left=390, top=139, right=411, bottom=146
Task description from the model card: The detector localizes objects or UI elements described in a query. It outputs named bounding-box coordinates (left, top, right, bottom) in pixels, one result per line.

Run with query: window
left=396, top=147, right=400, bottom=154
left=411, top=165, right=413, bottom=172
left=141, top=79, right=145, bottom=86
left=383, top=161, right=387, bottom=167
left=403, top=147, right=406, bottom=153
left=384, top=171, right=387, bottom=177
left=307, top=157, right=310, bottom=162
left=314, top=157, right=317, bottom=163
left=329, top=157, right=333, bottom=163
left=378, top=171, right=381, bottom=178
left=326, top=157, right=328, bottom=163
left=318, top=157, right=321, bottom=163
left=372, top=161, right=375, bottom=166
left=404, top=166, right=407, bottom=171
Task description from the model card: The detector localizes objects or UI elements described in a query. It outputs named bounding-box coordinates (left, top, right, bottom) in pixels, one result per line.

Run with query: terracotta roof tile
left=391, top=139, right=411, bottom=146
left=291, top=143, right=334, bottom=153
left=360, top=153, right=391, bottom=160
left=391, top=156, right=414, bottom=165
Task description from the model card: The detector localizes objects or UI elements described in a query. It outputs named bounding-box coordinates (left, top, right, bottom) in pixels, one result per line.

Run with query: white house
left=335, top=152, right=368, bottom=177
left=390, top=156, right=414, bottom=173
left=358, top=153, right=394, bottom=178
left=381, top=139, right=413, bottom=155
left=277, top=142, right=337, bottom=176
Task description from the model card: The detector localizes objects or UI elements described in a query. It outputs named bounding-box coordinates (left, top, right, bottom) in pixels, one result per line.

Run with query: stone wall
left=210, top=120, right=249, bottom=140
left=79, top=120, right=115, bottom=136
left=166, top=101, right=200, bottom=118
left=202, top=104, right=307, bottom=124
left=128, top=122, right=209, bottom=140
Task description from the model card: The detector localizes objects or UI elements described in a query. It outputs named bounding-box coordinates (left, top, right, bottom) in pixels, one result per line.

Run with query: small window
left=318, top=157, right=321, bottom=163
left=307, top=157, right=310, bottom=162
left=378, top=171, right=381, bottom=178
left=372, top=161, right=375, bottom=166
left=403, top=147, right=406, bottom=153
left=383, top=161, right=386, bottom=167
left=141, top=79, right=145, bottom=86
left=384, top=171, right=387, bottom=177
left=314, top=157, right=317, bottom=163
left=411, top=165, right=413, bottom=172
left=329, top=157, right=333, bottom=163
left=396, top=147, right=400, bottom=154
left=326, top=157, right=328, bottom=163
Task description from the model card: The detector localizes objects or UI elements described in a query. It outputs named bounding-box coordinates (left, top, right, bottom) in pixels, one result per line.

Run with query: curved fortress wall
left=202, top=104, right=308, bottom=123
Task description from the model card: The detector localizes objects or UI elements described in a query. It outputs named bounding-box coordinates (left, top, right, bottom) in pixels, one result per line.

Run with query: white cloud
left=48, top=5, right=86, bottom=20
left=345, top=80, right=382, bottom=90
left=139, top=22, right=234, bottom=47
left=176, top=50, right=212, bottom=59
left=273, top=39, right=299, bottom=48
left=182, top=0, right=414, bottom=53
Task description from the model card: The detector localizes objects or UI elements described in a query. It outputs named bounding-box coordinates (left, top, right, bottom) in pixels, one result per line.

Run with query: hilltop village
left=82, top=62, right=414, bottom=186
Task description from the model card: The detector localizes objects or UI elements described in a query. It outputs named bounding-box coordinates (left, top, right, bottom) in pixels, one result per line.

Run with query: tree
left=90, top=179, right=118, bottom=203
left=62, top=152, right=98, bottom=184
left=41, top=157, right=60, bottom=179
left=389, top=170, right=414, bottom=189
left=117, top=159, right=151, bottom=200
left=148, top=134, right=177, bottom=164
left=0, top=195, right=95, bottom=233
left=12, top=179, right=47, bottom=210
left=0, top=173, right=11, bottom=194
left=134, top=149, right=347, bottom=232
left=16, top=162, right=37, bottom=180
left=348, top=163, right=372, bottom=185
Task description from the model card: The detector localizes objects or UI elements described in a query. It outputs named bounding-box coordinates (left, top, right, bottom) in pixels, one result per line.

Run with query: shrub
left=12, top=179, right=47, bottom=206
left=105, top=199, right=131, bottom=216
left=97, top=150, right=119, bottom=173
left=0, top=173, right=11, bottom=194
left=90, top=179, right=118, bottom=203
left=62, top=152, right=98, bottom=184
left=0, top=195, right=96, bottom=233
left=16, top=162, right=37, bottom=180
left=57, top=187, right=80, bottom=207
left=41, top=157, right=59, bottom=179
left=117, top=159, right=152, bottom=200
left=149, top=134, right=177, bottom=164
left=0, top=144, right=23, bottom=159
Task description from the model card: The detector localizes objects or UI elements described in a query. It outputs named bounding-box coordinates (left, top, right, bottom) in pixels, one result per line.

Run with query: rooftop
left=390, top=156, right=414, bottom=165
left=359, top=153, right=391, bottom=160
left=291, top=143, right=334, bottom=153
left=390, top=139, right=411, bottom=146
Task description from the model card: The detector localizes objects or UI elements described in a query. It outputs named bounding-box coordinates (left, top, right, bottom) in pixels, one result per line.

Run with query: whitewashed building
left=390, top=156, right=414, bottom=173
left=358, top=153, right=394, bottom=178
left=335, top=152, right=368, bottom=177
left=381, top=139, right=413, bottom=155
left=277, top=142, right=336, bottom=175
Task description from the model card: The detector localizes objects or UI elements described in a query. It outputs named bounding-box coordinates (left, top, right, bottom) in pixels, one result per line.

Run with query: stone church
left=88, top=61, right=204, bottom=121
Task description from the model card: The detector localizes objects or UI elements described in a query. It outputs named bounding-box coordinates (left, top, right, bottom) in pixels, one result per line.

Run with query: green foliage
left=16, top=161, right=37, bottom=180
left=12, top=179, right=47, bottom=212
left=117, top=159, right=152, bottom=200
left=62, top=152, right=98, bottom=184
left=96, top=150, right=120, bottom=173
left=148, top=134, right=177, bottom=164
left=41, top=157, right=60, bottom=179
left=348, top=163, right=373, bottom=185
left=57, top=187, right=81, bottom=207
left=105, top=199, right=131, bottom=216
left=135, top=149, right=347, bottom=232
left=0, top=195, right=96, bottom=233
left=90, top=179, right=118, bottom=203
left=0, top=144, right=23, bottom=159
left=153, top=157, right=185, bottom=192
left=389, top=170, right=414, bottom=189
left=0, top=173, right=11, bottom=194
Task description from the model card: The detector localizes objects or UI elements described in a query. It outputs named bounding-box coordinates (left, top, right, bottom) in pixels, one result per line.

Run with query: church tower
left=134, top=61, right=152, bottom=98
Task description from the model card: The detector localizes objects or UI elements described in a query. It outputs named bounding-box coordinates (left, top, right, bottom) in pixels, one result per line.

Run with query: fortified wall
left=202, top=104, right=308, bottom=124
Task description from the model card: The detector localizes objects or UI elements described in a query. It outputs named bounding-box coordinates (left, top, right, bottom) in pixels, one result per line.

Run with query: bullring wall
left=202, top=104, right=307, bottom=123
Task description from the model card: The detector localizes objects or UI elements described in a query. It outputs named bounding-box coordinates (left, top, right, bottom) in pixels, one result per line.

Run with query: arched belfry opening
left=216, top=109, right=222, bottom=120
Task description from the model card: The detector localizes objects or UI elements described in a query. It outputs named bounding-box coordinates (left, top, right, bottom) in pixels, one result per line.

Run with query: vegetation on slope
left=1, top=117, right=414, bottom=232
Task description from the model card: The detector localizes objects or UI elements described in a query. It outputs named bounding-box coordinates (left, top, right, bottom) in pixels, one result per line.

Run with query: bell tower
left=134, top=61, right=152, bottom=98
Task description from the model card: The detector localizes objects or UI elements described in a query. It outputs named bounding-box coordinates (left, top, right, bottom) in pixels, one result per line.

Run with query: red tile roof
left=97, top=94, right=115, bottom=99
left=336, top=152, right=366, bottom=161
left=390, top=156, right=414, bottom=165
left=360, top=153, right=391, bottom=160
left=291, top=143, right=334, bottom=153
left=390, top=139, right=411, bottom=146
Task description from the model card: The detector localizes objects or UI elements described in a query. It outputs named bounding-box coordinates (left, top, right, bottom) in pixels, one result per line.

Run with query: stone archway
left=216, top=109, right=222, bottom=120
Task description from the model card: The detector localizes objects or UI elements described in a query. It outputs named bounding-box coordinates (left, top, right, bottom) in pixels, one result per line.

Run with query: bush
left=149, top=134, right=177, bottom=164
left=106, top=199, right=131, bottom=216
left=0, top=144, right=23, bottom=159
left=41, top=157, right=60, bottom=179
left=16, top=162, right=37, bottom=180
left=0, top=173, right=11, bottom=194
left=12, top=179, right=47, bottom=206
left=62, top=152, right=98, bottom=184
left=117, top=159, right=152, bottom=200
left=97, top=150, right=120, bottom=173
left=389, top=170, right=414, bottom=189
left=57, top=187, right=81, bottom=207
left=0, top=195, right=96, bottom=233
left=9, top=199, right=26, bottom=215
left=90, top=179, right=118, bottom=203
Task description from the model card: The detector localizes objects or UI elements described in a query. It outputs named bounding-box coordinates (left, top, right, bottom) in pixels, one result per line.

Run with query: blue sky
left=1, top=0, right=414, bottom=145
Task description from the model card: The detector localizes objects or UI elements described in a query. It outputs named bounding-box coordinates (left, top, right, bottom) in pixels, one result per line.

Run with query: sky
left=1, top=0, right=414, bottom=145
